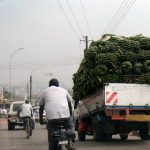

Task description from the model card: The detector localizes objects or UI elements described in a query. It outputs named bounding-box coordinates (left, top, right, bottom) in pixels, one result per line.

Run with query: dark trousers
left=47, top=118, right=74, bottom=150
left=22, top=117, right=31, bottom=127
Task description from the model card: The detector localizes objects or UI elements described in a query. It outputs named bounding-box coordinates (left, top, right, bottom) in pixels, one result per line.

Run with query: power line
left=66, top=0, right=84, bottom=36
left=4, top=55, right=81, bottom=66
left=56, top=0, right=81, bottom=40
left=102, top=0, right=128, bottom=34
left=13, top=55, right=82, bottom=67
left=0, top=56, right=82, bottom=72
left=0, top=61, right=81, bottom=73
left=0, top=61, right=81, bottom=72
left=110, top=0, right=137, bottom=33
left=0, top=54, right=84, bottom=72
left=80, top=0, right=93, bottom=40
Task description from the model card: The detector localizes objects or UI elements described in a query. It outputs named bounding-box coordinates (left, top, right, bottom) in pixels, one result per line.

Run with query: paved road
left=0, top=119, right=150, bottom=150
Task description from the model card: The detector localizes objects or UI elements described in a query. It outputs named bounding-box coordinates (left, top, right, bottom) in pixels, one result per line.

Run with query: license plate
left=11, top=119, right=16, bottom=122
left=17, top=118, right=23, bottom=123
left=59, top=141, right=68, bottom=145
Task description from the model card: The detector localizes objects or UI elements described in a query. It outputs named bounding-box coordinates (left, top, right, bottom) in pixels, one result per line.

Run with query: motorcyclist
left=39, top=78, right=76, bottom=150
left=19, top=100, right=33, bottom=134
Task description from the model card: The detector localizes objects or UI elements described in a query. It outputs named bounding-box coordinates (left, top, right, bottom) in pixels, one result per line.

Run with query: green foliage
left=73, top=34, right=150, bottom=100
left=121, top=61, right=133, bottom=73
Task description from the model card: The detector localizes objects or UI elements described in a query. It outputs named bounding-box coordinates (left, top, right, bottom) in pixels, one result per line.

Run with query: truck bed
left=75, top=83, right=150, bottom=121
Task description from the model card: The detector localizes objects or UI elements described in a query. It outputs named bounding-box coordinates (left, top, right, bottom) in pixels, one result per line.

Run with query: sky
left=0, top=0, right=150, bottom=93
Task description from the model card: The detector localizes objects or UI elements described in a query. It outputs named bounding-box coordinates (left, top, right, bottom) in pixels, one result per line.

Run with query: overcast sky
left=0, top=0, right=150, bottom=91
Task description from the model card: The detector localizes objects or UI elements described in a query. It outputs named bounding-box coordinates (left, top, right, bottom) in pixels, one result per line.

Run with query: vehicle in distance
left=8, top=101, right=35, bottom=130
left=33, top=106, right=46, bottom=122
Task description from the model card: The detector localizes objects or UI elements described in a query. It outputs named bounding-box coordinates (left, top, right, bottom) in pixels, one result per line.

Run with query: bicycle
left=24, top=117, right=32, bottom=139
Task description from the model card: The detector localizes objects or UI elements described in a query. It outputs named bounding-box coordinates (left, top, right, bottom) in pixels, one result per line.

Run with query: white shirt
left=20, top=103, right=32, bottom=117
left=40, top=86, right=74, bottom=120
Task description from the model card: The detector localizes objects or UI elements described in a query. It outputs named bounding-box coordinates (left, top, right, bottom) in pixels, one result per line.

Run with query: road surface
left=0, top=118, right=150, bottom=150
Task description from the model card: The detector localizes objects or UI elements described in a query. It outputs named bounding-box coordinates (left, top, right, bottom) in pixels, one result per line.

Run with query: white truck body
left=105, top=83, right=150, bottom=106
left=74, top=83, right=150, bottom=118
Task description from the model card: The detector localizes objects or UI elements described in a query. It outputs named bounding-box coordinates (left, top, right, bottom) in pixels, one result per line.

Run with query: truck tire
left=8, top=124, right=15, bottom=130
left=78, top=131, right=86, bottom=141
left=31, top=121, right=35, bottom=129
left=119, top=134, right=128, bottom=141
left=139, top=123, right=150, bottom=140
left=92, top=119, right=104, bottom=141
left=139, top=129, right=150, bottom=140
left=104, top=133, right=112, bottom=141
left=103, top=122, right=114, bottom=141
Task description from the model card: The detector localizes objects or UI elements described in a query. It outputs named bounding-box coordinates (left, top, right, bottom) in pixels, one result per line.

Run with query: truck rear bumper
left=126, top=115, right=150, bottom=121
left=111, top=115, right=150, bottom=121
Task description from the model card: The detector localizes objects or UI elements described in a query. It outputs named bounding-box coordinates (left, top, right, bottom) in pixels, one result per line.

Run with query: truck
left=74, top=83, right=150, bottom=141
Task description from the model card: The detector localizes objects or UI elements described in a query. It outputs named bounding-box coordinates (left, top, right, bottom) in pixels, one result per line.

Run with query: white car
left=33, top=106, right=46, bottom=122
left=33, top=106, right=39, bottom=122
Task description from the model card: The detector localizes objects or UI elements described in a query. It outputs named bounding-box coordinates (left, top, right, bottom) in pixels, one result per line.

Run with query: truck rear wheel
left=78, top=131, right=86, bottom=141
left=139, top=123, right=150, bottom=140
left=139, top=129, right=150, bottom=140
left=119, top=134, right=128, bottom=141
left=92, top=119, right=104, bottom=141
left=8, top=124, right=15, bottom=130
left=104, top=133, right=112, bottom=141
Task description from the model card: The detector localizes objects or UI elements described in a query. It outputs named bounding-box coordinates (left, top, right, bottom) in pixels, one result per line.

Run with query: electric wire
left=0, top=56, right=82, bottom=72
left=0, top=55, right=83, bottom=72
left=103, top=0, right=136, bottom=34
left=0, top=60, right=81, bottom=73
left=80, top=0, right=93, bottom=40
left=0, top=62, right=81, bottom=72
left=56, top=0, right=81, bottom=40
left=66, top=0, right=84, bottom=37
left=56, top=0, right=87, bottom=58
left=102, top=0, right=128, bottom=34
left=110, top=0, right=137, bottom=33
left=6, top=55, right=82, bottom=67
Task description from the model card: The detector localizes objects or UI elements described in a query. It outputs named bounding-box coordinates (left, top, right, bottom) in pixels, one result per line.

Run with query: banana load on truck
left=73, top=34, right=150, bottom=142
left=73, top=34, right=150, bottom=100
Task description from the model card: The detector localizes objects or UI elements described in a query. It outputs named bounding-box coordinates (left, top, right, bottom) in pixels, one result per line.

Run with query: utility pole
left=80, top=36, right=92, bottom=54
left=30, top=75, right=32, bottom=103
left=85, top=36, right=88, bottom=50
left=29, top=68, right=42, bottom=104
left=27, top=83, right=29, bottom=100
left=2, top=87, right=4, bottom=107
left=2, top=87, right=5, bottom=100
